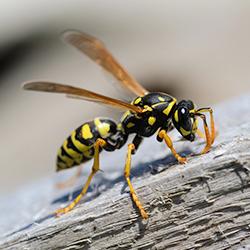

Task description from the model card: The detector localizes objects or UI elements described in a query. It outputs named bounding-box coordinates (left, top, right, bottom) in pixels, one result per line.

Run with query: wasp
left=23, top=30, right=215, bottom=219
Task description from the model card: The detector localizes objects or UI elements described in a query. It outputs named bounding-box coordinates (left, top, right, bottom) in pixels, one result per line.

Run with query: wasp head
left=172, top=100, right=197, bottom=141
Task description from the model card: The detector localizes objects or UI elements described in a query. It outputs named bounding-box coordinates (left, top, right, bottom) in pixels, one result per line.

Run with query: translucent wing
left=23, top=81, right=143, bottom=113
left=62, top=30, right=148, bottom=96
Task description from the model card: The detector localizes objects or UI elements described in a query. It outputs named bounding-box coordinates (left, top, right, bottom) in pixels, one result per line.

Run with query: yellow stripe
left=121, top=110, right=131, bottom=122
left=71, top=131, right=90, bottom=152
left=63, top=140, right=82, bottom=159
left=57, top=161, right=67, bottom=170
left=174, top=110, right=179, bottom=122
left=94, top=118, right=110, bottom=138
left=74, top=155, right=83, bottom=164
left=152, top=102, right=166, bottom=108
left=180, top=127, right=191, bottom=136
left=158, top=96, right=165, bottom=102
left=163, top=99, right=176, bottom=116
left=127, top=122, right=135, bottom=128
left=133, top=97, right=142, bottom=104
left=58, top=148, right=74, bottom=166
left=148, top=116, right=156, bottom=126
left=143, top=105, right=153, bottom=112
left=192, top=118, right=198, bottom=132
left=81, top=124, right=93, bottom=139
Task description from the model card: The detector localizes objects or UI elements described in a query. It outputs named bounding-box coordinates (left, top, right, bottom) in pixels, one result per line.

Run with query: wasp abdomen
left=56, top=118, right=119, bottom=171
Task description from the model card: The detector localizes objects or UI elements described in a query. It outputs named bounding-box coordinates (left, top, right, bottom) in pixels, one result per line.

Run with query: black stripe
left=56, top=156, right=70, bottom=171
left=67, top=135, right=82, bottom=154
left=61, top=145, right=74, bottom=159
left=81, top=154, right=91, bottom=163
left=57, top=155, right=68, bottom=166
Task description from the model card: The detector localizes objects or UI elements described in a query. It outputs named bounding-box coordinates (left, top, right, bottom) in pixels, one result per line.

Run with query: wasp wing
left=23, top=81, right=143, bottom=113
left=62, top=30, right=148, bottom=97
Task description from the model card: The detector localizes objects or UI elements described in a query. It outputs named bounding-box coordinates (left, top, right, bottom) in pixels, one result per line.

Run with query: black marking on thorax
left=120, top=92, right=177, bottom=137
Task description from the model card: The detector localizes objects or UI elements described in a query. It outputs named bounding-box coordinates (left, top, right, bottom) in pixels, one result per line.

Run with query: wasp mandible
left=23, top=31, right=215, bottom=219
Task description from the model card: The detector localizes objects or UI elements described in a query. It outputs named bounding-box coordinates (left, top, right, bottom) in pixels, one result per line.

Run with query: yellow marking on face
left=121, top=110, right=131, bottom=122
left=180, top=127, right=191, bottom=136
left=158, top=96, right=165, bottom=102
left=94, top=118, right=110, bottom=138
left=58, top=148, right=74, bottom=166
left=163, top=99, right=176, bottom=116
left=127, top=122, right=135, bottom=128
left=63, top=140, right=81, bottom=159
left=148, top=116, right=156, bottom=126
left=174, top=110, right=179, bottom=122
left=81, top=124, right=93, bottom=140
left=71, top=131, right=90, bottom=152
left=133, top=97, right=142, bottom=105
left=143, top=105, right=153, bottom=112
left=189, top=109, right=195, bottom=114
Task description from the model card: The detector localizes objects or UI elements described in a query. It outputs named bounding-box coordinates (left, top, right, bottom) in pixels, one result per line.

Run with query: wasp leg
left=195, top=113, right=212, bottom=154
left=158, top=130, right=187, bottom=164
left=196, top=108, right=215, bottom=144
left=55, top=138, right=106, bottom=216
left=124, top=142, right=148, bottom=219
left=55, top=167, right=82, bottom=189
left=196, top=129, right=206, bottom=139
left=132, top=134, right=144, bottom=152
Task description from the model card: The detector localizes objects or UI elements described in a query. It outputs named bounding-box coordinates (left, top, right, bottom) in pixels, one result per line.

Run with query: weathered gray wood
left=1, top=94, right=250, bottom=250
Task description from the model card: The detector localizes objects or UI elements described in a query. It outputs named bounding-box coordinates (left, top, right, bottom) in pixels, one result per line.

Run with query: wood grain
left=1, top=94, right=250, bottom=249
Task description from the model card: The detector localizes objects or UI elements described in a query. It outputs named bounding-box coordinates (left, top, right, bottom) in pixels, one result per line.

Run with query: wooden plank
left=1, top=94, right=250, bottom=249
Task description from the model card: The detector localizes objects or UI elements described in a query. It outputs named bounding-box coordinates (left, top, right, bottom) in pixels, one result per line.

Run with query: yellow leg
left=196, top=114, right=212, bottom=154
left=55, top=138, right=106, bottom=216
left=158, top=130, right=187, bottom=164
left=197, top=108, right=215, bottom=144
left=196, top=129, right=206, bottom=139
left=124, top=143, right=148, bottom=219
left=55, top=167, right=82, bottom=189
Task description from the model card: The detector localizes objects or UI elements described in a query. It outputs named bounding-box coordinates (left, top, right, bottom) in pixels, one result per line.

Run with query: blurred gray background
left=1, top=0, right=250, bottom=195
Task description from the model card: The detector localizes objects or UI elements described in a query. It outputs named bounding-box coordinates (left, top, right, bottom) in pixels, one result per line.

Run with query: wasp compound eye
left=180, top=107, right=188, bottom=116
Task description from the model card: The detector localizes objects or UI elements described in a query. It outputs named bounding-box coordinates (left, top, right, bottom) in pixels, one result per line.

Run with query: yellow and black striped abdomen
left=56, top=121, right=97, bottom=171
left=56, top=118, right=119, bottom=171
